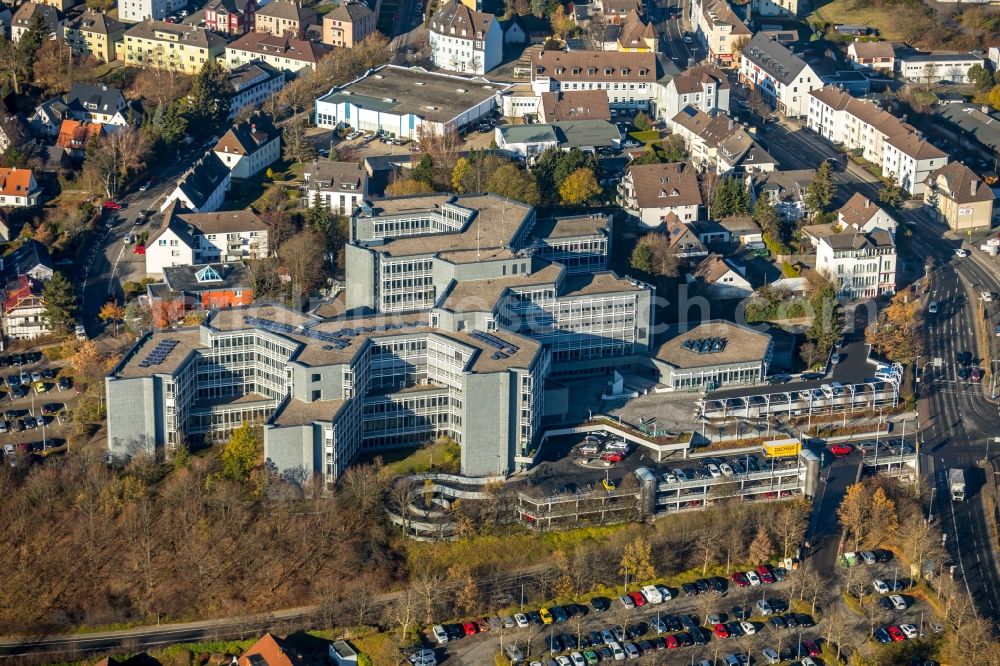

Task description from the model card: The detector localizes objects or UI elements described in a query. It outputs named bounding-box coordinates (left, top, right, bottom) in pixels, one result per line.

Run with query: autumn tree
left=81, top=128, right=149, bottom=199
left=868, top=486, right=899, bottom=544
left=99, top=301, right=125, bottom=335
left=220, top=422, right=260, bottom=483
left=32, top=40, right=91, bottom=95
left=747, top=525, right=774, bottom=565
left=630, top=232, right=682, bottom=277
left=550, top=4, right=574, bottom=38
left=386, top=178, right=434, bottom=196
left=282, top=117, right=316, bottom=163
left=559, top=167, right=601, bottom=205
left=865, top=290, right=924, bottom=364
left=42, top=271, right=78, bottom=334
left=620, top=537, right=655, bottom=585
left=278, top=229, right=327, bottom=293
left=485, top=162, right=540, bottom=205
left=838, top=482, right=870, bottom=552
left=878, top=173, right=904, bottom=208
left=799, top=341, right=822, bottom=368
left=773, top=499, right=810, bottom=559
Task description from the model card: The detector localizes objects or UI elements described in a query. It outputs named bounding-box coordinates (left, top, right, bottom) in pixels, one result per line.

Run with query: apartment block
left=738, top=33, right=822, bottom=118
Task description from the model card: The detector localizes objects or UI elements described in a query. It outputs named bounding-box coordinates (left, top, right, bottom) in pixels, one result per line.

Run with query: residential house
left=225, top=32, right=331, bottom=72
left=2, top=239, right=53, bottom=283
left=924, top=161, right=995, bottom=231
left=0, top=168, right=40, bottom=207
left=671, top=106, right=775, bottom=175
left=658, top=64, right=729, bottom=126
left=501, top=83, right=541, bottom=119
left=846, top=40, right=895, bottom=73
left=899, top=52, right=983, bottom=84
left=614, top=10, right=657, bottom=52
left=618, top=162, right=702, bottom=225
left=530, top=50, right=658, bottom=112
left=37, top=0, right=77, bottom=12
left=254, top=0, right=316, bottom=38
left=691, top=0, right=751, bottom=67
left=55, top=119, right=101, bottom=159
left=213, top=113, right=280, bottom=179
left=322, top=0, right=376, bottom=48
left=315, top=65, right=508, bottom=140
left=146, top=202, right=268, bottom=274
left=120, top=0, right=185, bottom=23
left=538, top=90, right=611, bottom=122
left=814, top=229, right=896, bottom=298
left=747, top=168, right=814, bottom=222
left=123, top=22, right=227, bottom=74
left=601, top=0, right=641, bottom=24
left=739, top=33, right=822, bottom=118
left=236, top=634, right=307, bottom=666
left=718, top=215, right=763, bottom=247
left=11, top=3, right=60, bottom=42
left=303, top=160, right=368, bottom=215
left=63, top=10, right=127, bottom=62
left=808, top=86, right=948, bottom=195
left=837, top=192, right=898, bottom=235
left=160, top=153, right=231, bottom=214
left=428, top=0, right=502, bottom=75
left=225, top=60, right=285, bottom=120
left=750, top=0, right=801, bottom=18
left=2, top=275, right=48, bottom=339
left=663, top=214, right=709, bottom=256
left=203, top=0, right=255, bottom=36
left=688, top=253, right=753, bottom=298
left=148, top=262, right=255, bottom=326
left=30, top=84, right=132, bottom=138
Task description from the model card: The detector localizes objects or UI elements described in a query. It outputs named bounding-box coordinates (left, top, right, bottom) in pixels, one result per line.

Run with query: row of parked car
left=579, top=433, right=630, bottom=464
left=875, top=623, right=921, bottom=643
left=661, top=454, right=793, bottom=485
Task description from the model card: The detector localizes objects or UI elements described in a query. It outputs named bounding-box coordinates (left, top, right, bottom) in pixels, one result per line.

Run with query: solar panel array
left=137, top=338, right=180, bottom=368
left=243, top=316, right=426, bottom=351
left=470, top=330, right=519, bottom=360
left=681, top=337, right=727, bottom=354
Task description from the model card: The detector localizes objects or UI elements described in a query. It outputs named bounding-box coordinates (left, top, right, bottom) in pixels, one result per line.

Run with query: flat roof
left=562, top=272, right=646, bottom=296
left=270, top=397, right=347, bottom=426
left=439, top=263, right=564, bottom=312
left=364, top=193, right=534, bottom=259
left=318, top=65, right=509, bottom=125
left=114, top=329, right=202, bottom=379
left=530, top=214, right=609, bottom=240
left=655, top=321, right=771, bottom=370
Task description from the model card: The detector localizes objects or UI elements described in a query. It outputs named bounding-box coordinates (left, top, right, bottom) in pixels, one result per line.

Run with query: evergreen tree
left=804, top=160, right=835, bottom=214
left=412, top=154, right=435, bottom=186
left=16, top=13, right=49, bottom=73
left=186, top=60, right=230, bottom=135
left=305, top=191, right=334, bottom=244
left=42, top=271, right=78, bottom=333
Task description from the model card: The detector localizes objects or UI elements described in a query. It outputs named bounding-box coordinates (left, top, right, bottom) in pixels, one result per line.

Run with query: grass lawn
left=629, top=129, right=661, bottom=144
left=360, top=437, right=461, bottom=476
left=227, top=160, right=304, bottom=211
left=808, top=0, right=902, bottom=40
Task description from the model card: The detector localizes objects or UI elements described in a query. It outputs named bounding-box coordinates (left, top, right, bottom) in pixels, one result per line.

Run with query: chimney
left=251, top=123, right=256, bottom=132
left=983, top=105, right=991, bottom=114
left=972, top=180, right=977, bottom=197
left=728, top=118, right=734, bottom=130
left=864, top=198, right=870, bottom=208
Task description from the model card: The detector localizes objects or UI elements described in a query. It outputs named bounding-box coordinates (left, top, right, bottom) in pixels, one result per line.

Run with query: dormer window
left=622, top=67, right=630, bottom=75
left=604, top=67, right=612, bottom=75
left=639, top=68, right=648, bottom=75
left=555, top=67, right=564, bottom=74
left=572, top=67, right=580, bottom=74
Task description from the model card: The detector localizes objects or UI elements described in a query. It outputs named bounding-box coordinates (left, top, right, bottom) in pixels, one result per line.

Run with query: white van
left=609, top=641, right=625, bottom=660
left=641, top=585, right=663, bottom=604
left=431, top=624, right=448, bottom=644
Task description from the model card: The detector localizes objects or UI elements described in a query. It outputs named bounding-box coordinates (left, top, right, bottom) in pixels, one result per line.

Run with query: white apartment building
left=671, top=106, right=776, bottom=175
left=815, top=230, right=896, bottom=299
left=303, top=160, right=368, bottom=215
left=657, top=64, right=729, bottom=125
left=750, top=0, right=802, bottom=18
left=808, top=86, right=947, bottom=195
left=213, top=115, right=281, bottom=180
left=898, top=53, right=983, bottom=84
left=225, top=61, right=286, bottom=121
left=739, top=33, right=822, bottom=118
left=690, top=0, right=751, bottom=67
left=146, top=204, right=269, bottom=275
left=837, top=192, right=898, bottom=235
left=428, top=0, right=502, bottom=75
left=160, top=153, right=231, bottom=214
left=530, top=50, right=658, bottom=112
left=618, top=161, right=703, bottom=225
left=120, top=0, right=166, bottom=23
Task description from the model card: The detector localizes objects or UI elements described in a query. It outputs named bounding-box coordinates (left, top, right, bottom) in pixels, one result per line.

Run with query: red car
left=887, top=625, right=905, bottom=642
left=476, top=618, right=490, bottom=632
left=665, top=635, right=679, bottom=649
left=133, top=244, right=146, bottom=255
left=102, top=200, right=122, bottom=211
left=803, top=639, right=820, bottom=657
left=629, top=591, right=646, bottom=607
left=462, top=622, right=478, bottom=636
left=830, top=443, right=853, bottom=456
left=601, top=451, right=623, bottom=463
left=713, top=623, right=729, bottom=639
left=730, top=572, right=749, bottom=587
left=756, top=564, right=775, bottom=584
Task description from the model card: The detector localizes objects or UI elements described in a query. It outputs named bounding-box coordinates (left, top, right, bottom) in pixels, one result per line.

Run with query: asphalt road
left=652, top=0, right=695, bottom=69
left=755, top=106, right=1000, bottom=618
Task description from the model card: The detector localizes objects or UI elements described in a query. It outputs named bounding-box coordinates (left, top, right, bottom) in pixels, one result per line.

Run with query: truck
left=949, top=468, right=966, bottom=502
left=761, top=438, right=802, bottom=458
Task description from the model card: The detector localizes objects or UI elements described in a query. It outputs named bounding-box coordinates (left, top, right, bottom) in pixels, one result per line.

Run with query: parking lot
left=0, top=350, right=76, bottom=467
left=420, top=544, right=938, bottom=665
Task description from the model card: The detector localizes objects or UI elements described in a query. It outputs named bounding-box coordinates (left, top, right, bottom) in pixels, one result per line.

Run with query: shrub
left=780, top=262, right=801, bottom=278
